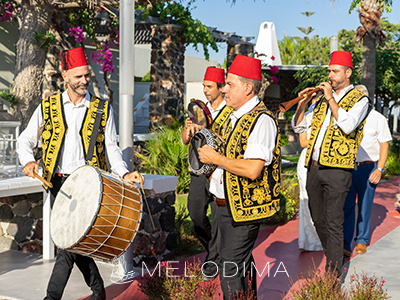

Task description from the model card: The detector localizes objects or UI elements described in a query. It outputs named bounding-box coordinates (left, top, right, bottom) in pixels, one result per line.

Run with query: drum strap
left=85, top=99, right=110, bottom=170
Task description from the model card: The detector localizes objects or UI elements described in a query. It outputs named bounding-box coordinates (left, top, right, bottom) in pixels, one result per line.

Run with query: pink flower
left=344, top=267, right=347, bottom=272
left=90, top=43, right=115, bottom=73
left=69, top=27, right=85, bottom=43
left=271, top=56, right=275, bottom=61
left=382, top=280, right=386, bottom=284
left=0, top=2, right=17, bottom=22
left=317, top=268, right=322, bottom=272
left=269, top=65, right=279, bottom=75
left=270, top=76, right=279, bottom=84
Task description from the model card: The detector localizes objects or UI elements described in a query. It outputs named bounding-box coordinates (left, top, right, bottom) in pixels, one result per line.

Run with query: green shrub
left=281, top=134, right=289, bottom=147
left=266, top=175, right=299, bottom=224
left=386, top=153, right=400, bottom=175
left=0, top=90, right=19, bottom=107
left=137, top=123, right=190, bottom=194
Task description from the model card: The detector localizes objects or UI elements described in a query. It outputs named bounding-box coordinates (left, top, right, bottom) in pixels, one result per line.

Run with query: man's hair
left=237, top=76, right=262, bottom=95
left=342, top=66, right=352, bottom=73
left=216, top=82, right=225, bottom=89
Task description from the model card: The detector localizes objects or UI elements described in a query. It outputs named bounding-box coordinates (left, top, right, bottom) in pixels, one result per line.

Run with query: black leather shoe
left=88, top=291, right=106, bottom=300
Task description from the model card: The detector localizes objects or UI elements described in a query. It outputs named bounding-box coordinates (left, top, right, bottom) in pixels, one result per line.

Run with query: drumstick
left=33, top=172, right=53, bottom=188
left=140, top=183, right=156, bottom=231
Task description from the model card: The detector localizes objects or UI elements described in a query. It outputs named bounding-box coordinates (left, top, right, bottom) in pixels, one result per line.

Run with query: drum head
left=188, top=100, right=212, bottom=128
left=51, top=165, right=102, bottom=249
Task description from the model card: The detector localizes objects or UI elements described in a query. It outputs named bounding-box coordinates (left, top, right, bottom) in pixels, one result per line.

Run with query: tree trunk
left=12, top=1, right=54, bottom=130
left=360, top=33, right=375, bottom=104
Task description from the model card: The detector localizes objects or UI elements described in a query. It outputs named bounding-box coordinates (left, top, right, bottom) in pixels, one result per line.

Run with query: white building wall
left=0, top=22, right=18, bottom=91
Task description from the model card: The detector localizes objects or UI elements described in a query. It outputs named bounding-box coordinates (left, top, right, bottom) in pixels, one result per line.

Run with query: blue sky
left=185, top=0, right=400, bottom=64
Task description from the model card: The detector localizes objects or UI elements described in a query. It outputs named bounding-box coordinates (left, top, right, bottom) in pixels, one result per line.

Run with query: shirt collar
left=231, top=96, right=260, bottom=120
left=207, top=99, right=226, bottom=113
left=62, top=90, right=91, bottom=108
left=334, top=84, right=354, bottom=101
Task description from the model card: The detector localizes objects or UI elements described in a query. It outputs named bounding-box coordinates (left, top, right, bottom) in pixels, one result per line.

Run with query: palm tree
left=354, top=0, right=386, bottom=101
left=331, top=0, right=392, bottom=102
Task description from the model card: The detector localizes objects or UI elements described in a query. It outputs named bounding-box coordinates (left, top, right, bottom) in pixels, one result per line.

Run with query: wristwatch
left=377, top=167, right=384, bottom=172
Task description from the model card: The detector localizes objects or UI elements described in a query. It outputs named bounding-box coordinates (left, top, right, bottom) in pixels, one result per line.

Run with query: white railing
left=0, top=134, right=20, bottom=177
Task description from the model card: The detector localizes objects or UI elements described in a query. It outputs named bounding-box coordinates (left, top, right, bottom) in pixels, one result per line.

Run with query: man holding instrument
left=17, top=47, right=144, bottom=300
left=181, top=66, right=232, bottom=280
left=198, top=55, right=281, bottom=299
left=292, top=51, right=370, bottom=275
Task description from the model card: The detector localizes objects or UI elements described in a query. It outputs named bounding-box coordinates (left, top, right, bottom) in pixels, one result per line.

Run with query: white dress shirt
left=209, top=96, right=278, bottom=198
left=356, top=109, right=392, bottom=162
left=207, top=99, right=226, bottom=119
left=17, top=90, right=129, bottom=177
left=292, top=85, right=369, bottom=162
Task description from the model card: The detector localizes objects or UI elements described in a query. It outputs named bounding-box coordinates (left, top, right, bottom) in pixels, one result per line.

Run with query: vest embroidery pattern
left=42, top=94, right=66, bottom=183
left=305, top=88, right=366, bottom=169
left=41, top=94, right=109, bottom=186
left=81, top=95, right=109, bottom=171
left=212, top=105, right=234, bottom=136
left=224, top=102, right=281, bottom=224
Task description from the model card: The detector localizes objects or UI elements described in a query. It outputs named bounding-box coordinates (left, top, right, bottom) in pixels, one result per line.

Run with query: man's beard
left=69, top=83, right=88, bottom=95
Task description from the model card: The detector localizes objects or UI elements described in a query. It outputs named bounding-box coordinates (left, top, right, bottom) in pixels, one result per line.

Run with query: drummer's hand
left=123, top=171, right=145, bottom=186
left=22, top=161, right=39, bottom=178
left=198, top=145, right=220, bottom=165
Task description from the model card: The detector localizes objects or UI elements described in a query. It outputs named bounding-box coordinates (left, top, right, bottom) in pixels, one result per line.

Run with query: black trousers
left=215, top=204, right=260, bottom=300
left=187, top=174, right=220, bottom=273
left=306, top=165, right=352, bottom=275
left=44, top=176, right=105, bottom=300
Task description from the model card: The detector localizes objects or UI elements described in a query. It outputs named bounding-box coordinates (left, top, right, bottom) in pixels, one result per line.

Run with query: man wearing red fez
left=198, top=55, right=281, bottom=299
left=182, top=66, right=231, bottom=281
left=292, top=50, right=370, bottom=275
left=17, top=47, right=144, bottom=300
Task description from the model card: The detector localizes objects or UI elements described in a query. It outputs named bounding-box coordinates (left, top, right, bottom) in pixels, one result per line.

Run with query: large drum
left=188, top=128, right=224, bottom=176
left=50, top=165, right=142, bottom=261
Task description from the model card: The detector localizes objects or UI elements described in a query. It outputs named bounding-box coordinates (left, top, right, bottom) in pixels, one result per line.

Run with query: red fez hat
left=204, top=67, right=225, bottom=83
left=329, top=51, right=353, bottom=68
left=228, top=55, right=262, bottom=81
left=60, top=47, right=89, bottom=71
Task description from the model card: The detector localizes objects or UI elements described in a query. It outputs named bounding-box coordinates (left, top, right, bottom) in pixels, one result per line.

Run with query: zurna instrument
left=279, top=81, right=331, bottom=113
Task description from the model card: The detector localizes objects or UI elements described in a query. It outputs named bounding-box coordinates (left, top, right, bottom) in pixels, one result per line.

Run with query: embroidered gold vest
left=211, top=105, right=234, bottom=136
left=41, top=93, right=109, bottom=184
left=305, top=88, right=367, bottom=169
left=223, top=102, right=281, bottom=225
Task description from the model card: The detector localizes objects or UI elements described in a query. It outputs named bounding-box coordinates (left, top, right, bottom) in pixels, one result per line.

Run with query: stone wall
left=131, top=189, right=176, bottom=267
left=149, top=24, right=186, bottom=130
left=226, top=42, right=254, bottom=71
left=0, top=192, right=43, bottom=253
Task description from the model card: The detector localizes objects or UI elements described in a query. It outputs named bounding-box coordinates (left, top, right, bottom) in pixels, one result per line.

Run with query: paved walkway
left=1, top=177, right=399, bottom=300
